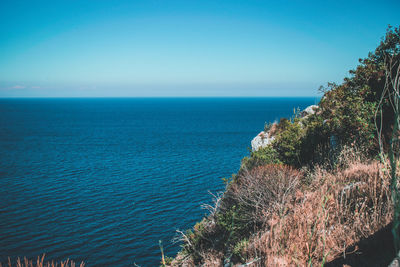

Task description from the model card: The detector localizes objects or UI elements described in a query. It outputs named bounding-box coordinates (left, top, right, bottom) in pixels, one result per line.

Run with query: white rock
left=300, top=105, right=318, bottom=117
left=251, top=131, right=275, bottom=151
left=250, top=105, right=319, bottom=151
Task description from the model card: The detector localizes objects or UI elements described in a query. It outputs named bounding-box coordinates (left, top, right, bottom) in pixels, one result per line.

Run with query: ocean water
left=0, top=97, right=317, bottom=266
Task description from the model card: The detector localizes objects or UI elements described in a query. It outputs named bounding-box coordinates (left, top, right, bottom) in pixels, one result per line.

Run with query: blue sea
left=0, top=97, right=317, bottom=266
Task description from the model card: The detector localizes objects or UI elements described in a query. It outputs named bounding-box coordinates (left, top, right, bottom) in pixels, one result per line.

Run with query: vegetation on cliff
left=169, top=26, right=400, bottom=266
left=0, top=254, right=84, bottom=267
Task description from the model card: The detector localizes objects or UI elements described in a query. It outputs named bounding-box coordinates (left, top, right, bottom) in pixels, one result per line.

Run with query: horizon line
left=0, top=95, right=321, bottom=99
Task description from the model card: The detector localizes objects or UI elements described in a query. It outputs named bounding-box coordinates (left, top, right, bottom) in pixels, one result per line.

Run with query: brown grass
left=228, top=164, right=302, bottom=226
left=0, top=255, right=84, bottom=267
left=171, top=147, right=393, bottom=266
left=246, top=161, right=391, bottom=266
left=268, top=123, right=278, bottom=138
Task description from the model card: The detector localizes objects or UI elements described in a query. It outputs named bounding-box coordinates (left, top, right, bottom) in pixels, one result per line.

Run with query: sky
left=0, top=0, right=399, bottom=97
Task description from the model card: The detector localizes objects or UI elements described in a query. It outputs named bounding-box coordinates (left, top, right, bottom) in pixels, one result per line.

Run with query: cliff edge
left=167, top=26, right=400, bottom=267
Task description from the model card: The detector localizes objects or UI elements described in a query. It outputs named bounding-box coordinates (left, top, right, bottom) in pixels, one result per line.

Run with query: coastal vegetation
left=169, top=26, right=400, bottom=266
left=2, top=25, right=399, bottom=267
left=0, top=255, right=84, bottom=267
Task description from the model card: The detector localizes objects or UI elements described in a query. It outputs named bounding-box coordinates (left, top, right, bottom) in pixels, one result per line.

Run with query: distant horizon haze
left=0, top=83, right=322, bottom=98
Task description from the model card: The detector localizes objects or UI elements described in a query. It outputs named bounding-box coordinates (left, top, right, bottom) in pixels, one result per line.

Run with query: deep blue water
left=0, top=97, right=317, bottom=266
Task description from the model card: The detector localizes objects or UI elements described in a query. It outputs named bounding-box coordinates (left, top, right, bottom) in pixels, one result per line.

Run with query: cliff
left=251, top=105, right=318, bottom=152
left=168, top=26, right=400, bottom=267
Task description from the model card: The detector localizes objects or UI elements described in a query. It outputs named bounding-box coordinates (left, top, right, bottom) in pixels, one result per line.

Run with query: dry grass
left=246, top=161, right=391, bottom=266
left=171, top=146, right=393, bottom=266
left=201, top=250, right=224, bottom=267
left=0, top=255, right=84, bottom=267
left=228, top=164, right=302, bottom=226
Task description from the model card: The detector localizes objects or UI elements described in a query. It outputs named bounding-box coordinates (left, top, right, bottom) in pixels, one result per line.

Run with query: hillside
left=168, top=26, right=400, bottom=267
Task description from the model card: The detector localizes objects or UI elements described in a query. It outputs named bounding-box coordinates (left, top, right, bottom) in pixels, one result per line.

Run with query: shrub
left=179, top=218, right=219, bottom=264
left=229, top=164, right=302, bottom=222
left=299, top=113, right=330, bottom=166
left=172, top=160, right=392, bottom=266
left=215, top=164, right=302, bottom=262
left=232, top=238, right=249, bottom=262
left=272, top=119, right=305, bottom=167
left=170, top=26, right=400, bottom=267
left=240, top=146, right=281, bottom=172
left=318, top=83, right=377, bottom=151
left=246, top=160, right=392, bottom=266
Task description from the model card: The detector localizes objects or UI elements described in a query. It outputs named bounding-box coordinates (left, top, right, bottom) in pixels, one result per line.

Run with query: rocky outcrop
left=251, top=131, right=275, bottom=151
left=300, top=105, right=318, bottom=118
left=251, top=105, right=319, bottom=151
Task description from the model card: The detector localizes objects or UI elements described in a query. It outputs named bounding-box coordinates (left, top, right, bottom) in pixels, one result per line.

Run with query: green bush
left=216, top=203, right=253, bottom=244
left=174, top=26, right=400, bottom=266
left=181, top=219, right=215, bottom=263
left=318, top=83, right=377, bottom=151
left=299, top=113, right=329, bottom=165
left=272, top=118, right=305, bottom=167
left=232, top=238, right=248, bottom=262
left=240, top=145, right=281, bottom=171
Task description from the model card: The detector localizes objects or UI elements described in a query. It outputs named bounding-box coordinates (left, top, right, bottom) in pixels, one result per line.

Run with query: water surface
left=0, top=97, right=317, bottom=266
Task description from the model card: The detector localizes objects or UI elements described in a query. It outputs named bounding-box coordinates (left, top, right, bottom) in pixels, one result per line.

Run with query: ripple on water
left=0, top=98, right=317, bottom=266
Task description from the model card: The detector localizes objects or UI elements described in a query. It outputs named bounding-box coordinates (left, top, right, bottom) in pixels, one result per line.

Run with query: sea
left=0, top=97, right=318, bottom=266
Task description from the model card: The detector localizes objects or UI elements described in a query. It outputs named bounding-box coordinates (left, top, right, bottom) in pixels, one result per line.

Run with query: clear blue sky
left=0, top=0, right=398, bottom=97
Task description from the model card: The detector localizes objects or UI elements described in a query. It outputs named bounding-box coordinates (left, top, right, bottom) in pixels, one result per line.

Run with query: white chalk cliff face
left=251, top=105, right=319, bottom=151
